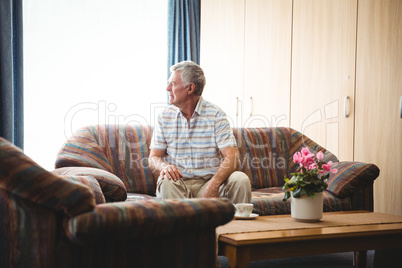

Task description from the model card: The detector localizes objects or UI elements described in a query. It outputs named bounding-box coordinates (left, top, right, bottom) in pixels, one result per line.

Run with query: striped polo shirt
left=150, top=97, right=237, bottom=178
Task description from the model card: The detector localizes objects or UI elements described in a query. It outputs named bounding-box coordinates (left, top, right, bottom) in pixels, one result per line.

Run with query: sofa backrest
left=56, top=125, right=338, bottom=195
left=232, top=127, right=291, bottom=189
left=232, top=127, right=338, bottom=190
left=56, top=125, right=156, bottom=195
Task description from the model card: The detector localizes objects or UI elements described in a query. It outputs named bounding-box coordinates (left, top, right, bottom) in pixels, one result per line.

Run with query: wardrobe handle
left=236, top=97, right=239, bottom=116
left=344, top=96, right=349, bottom=118
left=250, top=96, right=253, bottom=116
left=400, top=96, right=402, bottom=119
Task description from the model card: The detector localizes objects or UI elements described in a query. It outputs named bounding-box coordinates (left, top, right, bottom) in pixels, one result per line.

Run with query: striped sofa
left=55, top=125, right=379, bottom=216
left=0, top=137, right=234, bottom=268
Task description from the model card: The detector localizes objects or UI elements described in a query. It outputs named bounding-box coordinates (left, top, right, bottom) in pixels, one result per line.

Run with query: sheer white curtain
left=23, top=0, right=167, bottom=170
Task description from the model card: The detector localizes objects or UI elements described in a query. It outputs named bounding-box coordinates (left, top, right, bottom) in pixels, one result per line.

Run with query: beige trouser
left=156, top=171, right=252, bottom=204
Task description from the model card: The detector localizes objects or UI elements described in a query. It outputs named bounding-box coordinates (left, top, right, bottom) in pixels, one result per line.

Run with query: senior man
left=149, top=61, right=251, bottom=204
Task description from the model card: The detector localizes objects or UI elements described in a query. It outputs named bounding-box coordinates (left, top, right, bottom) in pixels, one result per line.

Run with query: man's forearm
left=149, top=153, right=183, bottom=181
left=202, top=151, right=238, bottom=198
left=149, top=156, right=169, bottom=175
left=210, top=151, right=239, bottom=186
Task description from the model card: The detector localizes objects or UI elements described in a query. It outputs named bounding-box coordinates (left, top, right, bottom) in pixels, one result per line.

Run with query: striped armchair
left=55, top=125, right=379, bottom=217
left=0, top=137, right=234, bottom=268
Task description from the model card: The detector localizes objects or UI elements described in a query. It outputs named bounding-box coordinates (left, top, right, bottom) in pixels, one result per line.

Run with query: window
left=23, top=0, right=167, bottom=170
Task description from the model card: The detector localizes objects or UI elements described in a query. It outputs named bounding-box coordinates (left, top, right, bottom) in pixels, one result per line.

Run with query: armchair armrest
left=0, top=189, right=59, bottom=267
left=326, top=161, right=380, bottom=198
left=64, top=198, right=235, bottom=244
left=0, top=138, right=95, bottom=216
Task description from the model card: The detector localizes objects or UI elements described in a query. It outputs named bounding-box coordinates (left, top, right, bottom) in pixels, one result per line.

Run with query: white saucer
left=234, top=213, right=259, bottom=220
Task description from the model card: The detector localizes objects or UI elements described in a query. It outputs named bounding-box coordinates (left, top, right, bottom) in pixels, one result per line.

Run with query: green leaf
left=282, top=191, right=291, bottom=202
left=293, top=188, right=301, bottom=198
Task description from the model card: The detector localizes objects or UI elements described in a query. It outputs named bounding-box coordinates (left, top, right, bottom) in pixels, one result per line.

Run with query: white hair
left=170, top=61, right=206, bottom=96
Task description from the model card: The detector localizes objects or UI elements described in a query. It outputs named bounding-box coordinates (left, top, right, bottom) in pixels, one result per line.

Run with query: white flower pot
left=291, top=192, right=323, bottom=222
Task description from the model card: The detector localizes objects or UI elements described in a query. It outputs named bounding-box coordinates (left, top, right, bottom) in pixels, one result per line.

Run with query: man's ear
left=187, top=83, right=196, bottom=95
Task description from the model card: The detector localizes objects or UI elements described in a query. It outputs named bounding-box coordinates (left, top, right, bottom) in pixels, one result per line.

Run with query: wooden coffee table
left=217, top=211, right=402, bottom=268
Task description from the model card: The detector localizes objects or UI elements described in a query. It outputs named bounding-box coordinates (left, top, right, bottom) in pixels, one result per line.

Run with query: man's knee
left=157, top=176, right=188, bottom=199
left=224, top=171, right=252, bottom=203
left=157, top=175, right=172, bottom=189
left=230, top=171, right=251, bottom=188
left=157, top=176, right=174, bottom=197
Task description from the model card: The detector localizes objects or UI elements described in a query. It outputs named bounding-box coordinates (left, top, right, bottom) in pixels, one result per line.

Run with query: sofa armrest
left=326, top=161, right=380, bottom=198
left=0, top=138, right=95, bottom=216
left=288, top=128, right=339, bottom=175
left=64, top=198, right=235, bottom=244
left=55, top=127, right=113, bottom=172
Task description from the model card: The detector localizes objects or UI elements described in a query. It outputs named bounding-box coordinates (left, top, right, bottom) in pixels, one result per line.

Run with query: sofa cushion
left=251, top=187, right=352, bottom=216
left=58, top=175, right=106, bottom=204
left=0, top=138, right=95, bottom=216
left=326, top=161, right=380, bottom=198
left=126, top=192, right=155, bottom=201
left=53, top=167, right=127, bottom=202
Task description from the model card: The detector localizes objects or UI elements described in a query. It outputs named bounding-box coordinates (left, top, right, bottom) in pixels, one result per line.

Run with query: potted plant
left=282, top=147, right=338, bottom=222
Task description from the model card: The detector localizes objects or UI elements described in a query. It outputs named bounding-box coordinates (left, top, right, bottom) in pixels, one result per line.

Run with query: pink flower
left=322, top=161, right=332, bottom=171
left=301, top=147, right=313, bottom=157
left=309, top=163, right=318, bottom=170
left=301, top=155, right=314, bottom=167
left=322, top=161, right=338, bottom=174
left=298, top=147, right=315, bottom=168
left=316, top=151, right=324, bottom=161
left=293, top=152, right=303, bottom=164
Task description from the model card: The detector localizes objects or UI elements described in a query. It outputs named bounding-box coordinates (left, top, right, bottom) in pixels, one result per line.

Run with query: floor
left=219, top=250, right=385, bottom=268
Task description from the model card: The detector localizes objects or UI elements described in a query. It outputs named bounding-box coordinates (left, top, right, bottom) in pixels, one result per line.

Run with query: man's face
left=166, top=71, right=189, bottom=107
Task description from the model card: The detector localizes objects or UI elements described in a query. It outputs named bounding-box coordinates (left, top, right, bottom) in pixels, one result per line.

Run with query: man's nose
left=166, top=84, right=172, bottom=91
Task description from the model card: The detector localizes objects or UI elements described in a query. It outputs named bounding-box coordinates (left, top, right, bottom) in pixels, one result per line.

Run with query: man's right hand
left=160, top=165, right=183, bottom=181
left=149, top=149, right=183, bottom=181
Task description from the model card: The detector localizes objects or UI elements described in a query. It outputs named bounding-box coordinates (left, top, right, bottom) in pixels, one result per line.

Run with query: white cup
left=234, top=203, right=254, bottom=217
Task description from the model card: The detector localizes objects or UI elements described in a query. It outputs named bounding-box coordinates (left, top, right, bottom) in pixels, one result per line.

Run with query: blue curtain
left=0, top=0, right=23, bottom=148
left=167, top=0, right=200, bottom=78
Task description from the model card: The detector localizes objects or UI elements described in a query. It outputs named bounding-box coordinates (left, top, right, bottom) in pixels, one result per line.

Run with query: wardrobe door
left=200, top=0, right=245, bottom=127
left=355, top=0, right=402, bottom=216
left=243, top=0, right=292, bottom=128
left=291, top=0, right=357, bottom=160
